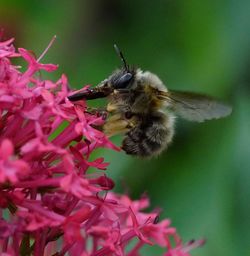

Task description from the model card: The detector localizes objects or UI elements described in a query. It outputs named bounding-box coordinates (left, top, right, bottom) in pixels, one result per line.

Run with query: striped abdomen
left=121, top=111, right=174, bottom=157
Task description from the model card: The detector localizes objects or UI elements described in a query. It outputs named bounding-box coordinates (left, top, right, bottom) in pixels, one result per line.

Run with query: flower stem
left=37, top=35, right=57, bottom=62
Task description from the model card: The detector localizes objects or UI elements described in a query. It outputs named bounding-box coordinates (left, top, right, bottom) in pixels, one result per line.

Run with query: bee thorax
left=136, top=70, right=168, bottom=92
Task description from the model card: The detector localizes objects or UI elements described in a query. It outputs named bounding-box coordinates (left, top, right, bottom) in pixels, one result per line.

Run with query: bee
left=68, top=45, right=232, bottom=158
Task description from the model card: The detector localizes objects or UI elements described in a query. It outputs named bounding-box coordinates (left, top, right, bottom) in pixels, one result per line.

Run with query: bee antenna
left=114, top=44, right=129, bottom=71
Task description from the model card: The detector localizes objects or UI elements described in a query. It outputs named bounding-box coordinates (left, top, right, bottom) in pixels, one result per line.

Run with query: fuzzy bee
left=68, top=45, right=232, bottom=158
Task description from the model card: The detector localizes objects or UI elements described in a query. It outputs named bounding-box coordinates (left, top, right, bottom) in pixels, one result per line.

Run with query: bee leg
left=86, top=107, right=108, bottom=120
left=106, top=102, right=132, bottom=113
left=103, top=116, right=130, bottom=137
left=104, top=122, right=129, bottom=137
left=107, top=103, right=117, bottom=112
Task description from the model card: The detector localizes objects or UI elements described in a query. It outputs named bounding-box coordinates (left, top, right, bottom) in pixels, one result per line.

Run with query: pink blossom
left=0, top=37, right=204, bottom=256
left=0, top=139, right=30, bottom=183
left=18, top=48, right=58, bottom=77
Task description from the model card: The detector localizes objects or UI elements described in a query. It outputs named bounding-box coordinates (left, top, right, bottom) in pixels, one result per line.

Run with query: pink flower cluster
left=0, top=37, right=204, bottom=255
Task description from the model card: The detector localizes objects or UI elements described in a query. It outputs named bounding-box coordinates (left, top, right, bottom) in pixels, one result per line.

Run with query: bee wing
left=157, top=90, right=232, bottom=122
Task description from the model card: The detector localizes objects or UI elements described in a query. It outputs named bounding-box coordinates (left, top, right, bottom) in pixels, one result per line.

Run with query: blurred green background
left=1, top=0, right=250, bottom=255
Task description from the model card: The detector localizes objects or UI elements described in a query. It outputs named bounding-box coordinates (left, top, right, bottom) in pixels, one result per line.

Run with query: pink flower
left=18, top=47, right=58, bottom=77
left=0, top=139, right=30, bottom=183
left=0, top=36, right=204, bottom=256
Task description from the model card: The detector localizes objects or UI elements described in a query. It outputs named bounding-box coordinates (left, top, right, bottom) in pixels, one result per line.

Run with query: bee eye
left=113, top=73, right=133, bottom=89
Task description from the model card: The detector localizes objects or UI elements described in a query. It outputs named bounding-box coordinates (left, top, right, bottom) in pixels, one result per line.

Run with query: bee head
left=97, top=45, right=135, bottom=90
left=109, top=69, right=134, bottom=89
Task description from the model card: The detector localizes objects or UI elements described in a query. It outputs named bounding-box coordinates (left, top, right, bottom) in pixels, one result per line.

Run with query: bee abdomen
left=122, top=112, right=174, bottom=157
left=122, top=135, right=162, bottom=157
